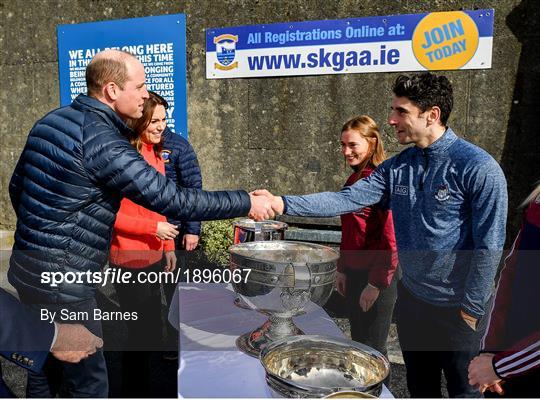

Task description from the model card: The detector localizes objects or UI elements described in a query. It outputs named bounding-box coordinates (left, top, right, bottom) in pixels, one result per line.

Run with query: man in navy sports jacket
left=0, top=288, right=102, bottom=397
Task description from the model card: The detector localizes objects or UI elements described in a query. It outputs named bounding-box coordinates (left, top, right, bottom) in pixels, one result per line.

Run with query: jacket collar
left=419, top=127, right=458, bottom=155
left=73, top=94, right=133, bottom=137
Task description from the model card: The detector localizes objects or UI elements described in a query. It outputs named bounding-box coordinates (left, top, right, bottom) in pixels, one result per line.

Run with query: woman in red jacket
left=109, top=92, right=179, bottom=397
left=336, top=115, right=399, bottom=358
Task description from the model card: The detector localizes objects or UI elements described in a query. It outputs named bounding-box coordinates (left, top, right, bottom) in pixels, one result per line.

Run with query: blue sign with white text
left=58, top=14, right=188, bottom=138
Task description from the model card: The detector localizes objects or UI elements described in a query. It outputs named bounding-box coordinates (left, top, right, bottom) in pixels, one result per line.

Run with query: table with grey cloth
left=170, top=283, right=393, bottom=398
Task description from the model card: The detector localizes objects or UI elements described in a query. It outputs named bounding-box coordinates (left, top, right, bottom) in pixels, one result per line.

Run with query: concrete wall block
left=0, top=63, right=60, bottom=149
left=246, top=76, right=339, bottom=151
left=244, top=146, right=347, bottom=195
left=337, top=0, right=413, bottom=17
left=0, top=147, right=20, bottom=228
left=467, top=67, right=517, bottom=160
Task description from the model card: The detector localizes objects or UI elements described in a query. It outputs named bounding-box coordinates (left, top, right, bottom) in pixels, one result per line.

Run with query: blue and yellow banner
left=206, top=9, right=494, bottom=79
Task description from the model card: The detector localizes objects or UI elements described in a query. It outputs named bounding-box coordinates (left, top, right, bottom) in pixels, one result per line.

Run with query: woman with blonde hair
left=336, top=116, right=399, bottom=362
left=468, top=183, right=540, bottom=397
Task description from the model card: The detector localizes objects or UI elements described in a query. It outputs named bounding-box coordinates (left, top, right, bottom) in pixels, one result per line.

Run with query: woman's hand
left=335, top=272, right=347, bottom=296
left=182, top=234, right=199, bottom=251
left=164, top=251, right=177, bottom=272
left=156, top=222, right=179, bottom=240
left=359, top=284, right=380, bottom=312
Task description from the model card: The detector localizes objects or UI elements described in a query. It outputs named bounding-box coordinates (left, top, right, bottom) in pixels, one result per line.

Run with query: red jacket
left=109, top=143, right=174, bottom=268
left=338, top=167, right=398, bottom=289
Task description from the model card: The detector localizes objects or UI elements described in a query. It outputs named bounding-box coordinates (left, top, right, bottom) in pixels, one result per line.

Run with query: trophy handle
left=293, top=263, right=312, bottom=290
left=254, top=222, right=264, bottom=241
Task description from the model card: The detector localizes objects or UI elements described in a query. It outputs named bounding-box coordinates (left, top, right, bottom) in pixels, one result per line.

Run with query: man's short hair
left=85, top=50, right=137, bottom=97
left=392, top=72, right=453, bottom=125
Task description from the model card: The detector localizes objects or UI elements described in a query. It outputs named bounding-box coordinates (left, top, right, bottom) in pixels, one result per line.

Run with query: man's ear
left=426, top=106, right=441, bottom=126
left=103, top=82, right=118, bottom=101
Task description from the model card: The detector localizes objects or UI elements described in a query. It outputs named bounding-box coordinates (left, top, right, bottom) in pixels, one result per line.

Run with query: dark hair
left=392, top=72, right=453, bottom=125
left=126, top=91, right=168, bottom=157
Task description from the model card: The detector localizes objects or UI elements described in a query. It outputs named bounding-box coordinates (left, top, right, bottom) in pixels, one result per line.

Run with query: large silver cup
left=260, top=335, right=390, bottom=398
left=232, top=219, right=288, bottom=309
left=229, top=241, right=338, bottom=357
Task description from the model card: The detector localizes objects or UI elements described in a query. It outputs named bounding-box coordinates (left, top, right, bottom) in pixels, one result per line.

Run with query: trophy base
left=236, top=318, right=304, bottom=357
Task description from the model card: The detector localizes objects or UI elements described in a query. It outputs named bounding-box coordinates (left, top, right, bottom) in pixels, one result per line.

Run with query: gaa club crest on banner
left=214, top=34, right=238, bottom=70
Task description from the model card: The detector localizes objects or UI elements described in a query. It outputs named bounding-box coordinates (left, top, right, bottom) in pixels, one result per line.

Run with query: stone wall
left=1, top=0, right=538, bottom=241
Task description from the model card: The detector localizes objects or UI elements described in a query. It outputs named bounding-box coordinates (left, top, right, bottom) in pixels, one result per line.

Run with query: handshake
left=248, top=190, right=285, bottom=221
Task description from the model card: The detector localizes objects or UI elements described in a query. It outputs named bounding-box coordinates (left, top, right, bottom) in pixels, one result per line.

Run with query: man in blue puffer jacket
left=7, top=49, right=272, bottom=397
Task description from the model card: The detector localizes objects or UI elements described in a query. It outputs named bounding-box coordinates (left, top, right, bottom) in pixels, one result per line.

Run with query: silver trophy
left=229, top=241, right=338, bottom=357
left=232, top=219, right=288, bottom=309
left=260, top=335, right=389, bottom=398
left=233, top=218, right=288, bottom=244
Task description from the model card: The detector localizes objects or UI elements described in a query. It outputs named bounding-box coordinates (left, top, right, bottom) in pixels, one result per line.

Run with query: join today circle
left=412, top=11, right=479, bottom=70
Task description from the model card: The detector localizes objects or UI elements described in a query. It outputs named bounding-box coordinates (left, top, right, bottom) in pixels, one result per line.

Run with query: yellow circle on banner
left=412, top=11, right=479, bottom=70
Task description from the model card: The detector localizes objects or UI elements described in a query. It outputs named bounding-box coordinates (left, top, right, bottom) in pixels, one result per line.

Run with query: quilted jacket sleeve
left=84, top=120, right=250, bottom=221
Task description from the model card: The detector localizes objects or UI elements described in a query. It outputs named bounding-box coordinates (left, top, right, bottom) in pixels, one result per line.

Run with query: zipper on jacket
left=419, top=149, right=429, bottom=191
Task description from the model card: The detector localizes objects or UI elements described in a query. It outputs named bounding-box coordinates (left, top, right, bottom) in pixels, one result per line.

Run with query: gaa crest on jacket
left=161, top=149, right=172, bottom=164
left=435, top=184, right=450, bottom=201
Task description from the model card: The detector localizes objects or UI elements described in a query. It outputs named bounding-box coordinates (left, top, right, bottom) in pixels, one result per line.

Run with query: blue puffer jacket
left=8, top=95, right=250, bottom=304
left=162, top=128, right=202, bottom=235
